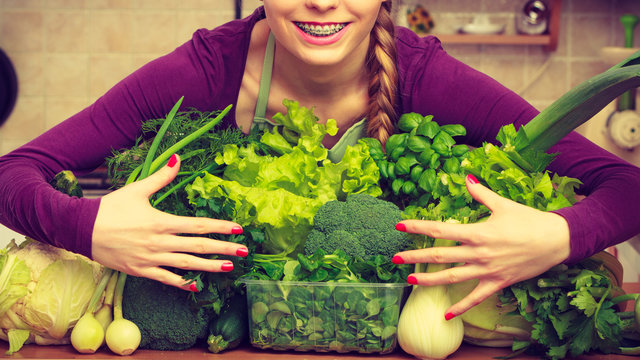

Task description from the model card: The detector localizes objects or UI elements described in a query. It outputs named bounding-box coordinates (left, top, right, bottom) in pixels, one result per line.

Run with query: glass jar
left=516, top=0, right=549, bottom=35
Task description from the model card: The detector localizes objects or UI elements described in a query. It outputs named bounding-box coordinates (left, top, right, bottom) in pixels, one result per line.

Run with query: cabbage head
left=0, top=237, right=104, bottom=354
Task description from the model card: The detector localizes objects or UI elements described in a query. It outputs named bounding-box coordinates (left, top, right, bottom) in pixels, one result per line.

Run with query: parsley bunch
left=503, top=257, right=639, bottom=359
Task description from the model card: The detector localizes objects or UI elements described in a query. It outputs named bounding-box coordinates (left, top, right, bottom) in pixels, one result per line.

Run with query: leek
left=514, top=49, right=640, bottom=171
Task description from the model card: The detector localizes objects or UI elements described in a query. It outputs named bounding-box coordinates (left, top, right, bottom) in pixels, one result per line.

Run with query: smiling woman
left=0, top=48, right=18, bottom=128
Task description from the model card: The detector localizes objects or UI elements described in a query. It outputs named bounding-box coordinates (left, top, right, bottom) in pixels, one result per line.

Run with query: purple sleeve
left=396, top=29, right=640, bottom=264
left=548, top=133, right=640, bottom=264
left=0, top=27, right=242, bottom=258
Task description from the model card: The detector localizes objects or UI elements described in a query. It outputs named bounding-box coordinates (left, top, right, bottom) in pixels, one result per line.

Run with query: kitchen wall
left=0, top=0, right=638, bottom=154
left=0, top=0, right=639, bottom=279
left=0, top=0, right=261, bottom=154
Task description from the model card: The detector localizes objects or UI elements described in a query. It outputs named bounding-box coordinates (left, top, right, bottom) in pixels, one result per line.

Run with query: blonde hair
left=365, top=2, right=398, bottom=146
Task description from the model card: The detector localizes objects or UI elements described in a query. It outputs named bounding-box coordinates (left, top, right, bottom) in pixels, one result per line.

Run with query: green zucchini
left=206, top=294, right=248, bottom=353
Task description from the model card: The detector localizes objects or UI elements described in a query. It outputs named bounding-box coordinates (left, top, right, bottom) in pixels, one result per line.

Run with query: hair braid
left=365, top=2, right=398, bottom=146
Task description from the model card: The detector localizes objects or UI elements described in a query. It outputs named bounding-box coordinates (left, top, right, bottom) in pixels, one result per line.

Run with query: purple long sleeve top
left=1, top=7, right=639, bottom=264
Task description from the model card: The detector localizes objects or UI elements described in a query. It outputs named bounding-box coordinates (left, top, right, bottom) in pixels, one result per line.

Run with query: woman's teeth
left=295, top=22, right=347, bottom=37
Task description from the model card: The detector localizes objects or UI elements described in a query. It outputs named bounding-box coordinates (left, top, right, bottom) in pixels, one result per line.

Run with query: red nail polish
left=221, top=262, right=234, bottom=271
left=167, top=154, right=178, bottom=168
left=407, top=275, right=418, bottom=285
left=445, top=312, right=456, bottom=321
left=395, top=223, right=407, bottom=232
left=392, top=255, right=404, bottom=264
left=466, top=174, right=479, bottom=184
left=189, top=282, right=199, bottom=292
left=231, top=226, right=243, bottom=235
left=236, top=248, right=248, bottom=257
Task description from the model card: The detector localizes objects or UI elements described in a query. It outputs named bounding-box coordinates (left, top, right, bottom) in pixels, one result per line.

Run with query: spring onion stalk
left=105, top=271, right=141, bottom=356
left=124, top=101, right=232, bottom=185
left=518, top=49, right=640, bottom=160
left=152, top=161, right=219, bottom=207
left=94, top=270, right=118, bottom=341
left=70, top=268, right=114, bottom=353
left=142, top=104, right=232, bottom=179
left=139, top=96, right=184, bottom=179
left=397, top=222, right=464, bottom=360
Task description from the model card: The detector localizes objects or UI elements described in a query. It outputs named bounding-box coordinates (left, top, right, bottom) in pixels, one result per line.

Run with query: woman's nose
left=305, top=0, right=339, bottom=12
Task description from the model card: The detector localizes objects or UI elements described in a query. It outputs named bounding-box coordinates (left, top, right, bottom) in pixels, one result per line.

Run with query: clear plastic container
left=241, top=280, right=409, bottom=354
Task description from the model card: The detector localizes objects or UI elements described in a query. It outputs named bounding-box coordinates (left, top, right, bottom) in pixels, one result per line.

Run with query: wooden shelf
left=418, top=0, right=562, bottom=51
left=434, top=33, right=553, bottom=47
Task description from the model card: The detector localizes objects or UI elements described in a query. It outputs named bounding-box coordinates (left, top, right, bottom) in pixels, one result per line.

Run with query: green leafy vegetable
left=187, top=99, right=382, bottom=257
left=241, top=256, right=407, bottom=353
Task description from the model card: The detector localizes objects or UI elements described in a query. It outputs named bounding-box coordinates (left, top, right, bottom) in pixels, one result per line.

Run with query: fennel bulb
left=397, top=229, right=464, bottom=360
left=398, top=282, right=463, bottom=360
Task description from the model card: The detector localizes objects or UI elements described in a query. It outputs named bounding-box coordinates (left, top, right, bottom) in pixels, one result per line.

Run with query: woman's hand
left=393, top=174, right=571, bottom=319
left=92, top=154, right=247, bottom=291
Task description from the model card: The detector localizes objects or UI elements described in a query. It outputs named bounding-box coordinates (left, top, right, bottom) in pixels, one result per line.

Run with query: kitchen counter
left=2, top=340, right=636, bottom=360
left=2, top=283, right=638, bottom=360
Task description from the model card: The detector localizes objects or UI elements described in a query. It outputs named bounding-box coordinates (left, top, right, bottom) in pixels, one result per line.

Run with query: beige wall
left=0, top=0, right=262, bottom=154
left=0, top=0, right=639, bottom=159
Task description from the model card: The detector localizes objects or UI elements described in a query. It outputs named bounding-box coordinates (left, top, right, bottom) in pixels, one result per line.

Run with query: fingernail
left=466, top=174, right=479, bottom=185
left=445, top=312, right=456, bottom=321
left=221, top=262, right=234, bottom=271
left=407, top=275, right=418, bottom=285
left=231, top=226, right=243, bottom=235
left=395, top=223, right=407, bottom=232
left=167, top=154, right=178, bottom=168
left=392, top=255, right=404, bottom=264
left=236, top=248, right=248, bottom=257
left=189, top=282, right=199, bottom=292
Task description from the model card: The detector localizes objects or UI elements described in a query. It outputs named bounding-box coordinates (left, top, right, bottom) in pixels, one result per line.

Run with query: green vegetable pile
left=101, top=98, right=406, bottom=354
left=364, top=111, right=640, bottom=358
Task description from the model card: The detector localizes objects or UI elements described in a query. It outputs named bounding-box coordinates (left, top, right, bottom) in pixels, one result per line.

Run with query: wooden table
left=3, top=283, right=638, bottom=360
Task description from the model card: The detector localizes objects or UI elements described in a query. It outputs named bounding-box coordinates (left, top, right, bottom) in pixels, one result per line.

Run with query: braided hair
left=365, top=1, right=399, bottom=146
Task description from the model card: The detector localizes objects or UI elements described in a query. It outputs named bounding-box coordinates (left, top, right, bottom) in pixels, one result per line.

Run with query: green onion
left=139, top=96, right=184, bottom=180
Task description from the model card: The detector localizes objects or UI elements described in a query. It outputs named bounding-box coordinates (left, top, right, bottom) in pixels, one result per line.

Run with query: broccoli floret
left=303, top=193, right=413, bottom=259
left=122, top=276, right=217, bottom=351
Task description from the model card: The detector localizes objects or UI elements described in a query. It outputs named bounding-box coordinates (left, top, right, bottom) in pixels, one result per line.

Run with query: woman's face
left=263, top=0, right=386, bottom=67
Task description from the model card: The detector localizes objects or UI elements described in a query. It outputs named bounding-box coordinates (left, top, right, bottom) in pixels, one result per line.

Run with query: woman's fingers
left=127, top=153, right=181, bottom=198
left=160, top=213, right=243, bottom=236
left=395, top=245, right=474, bottom=266
left=154, top=235, right=248, bottom=257
left=134, top=266, right=205, bottom=291
left=465, top=174, right=511, bottom=212
left=153, top=252, right=236, bottom=273
left=398, top=219, right=483, bottom=245
left=445, top=279, right=506, bottom=319
left=408, top=263, right=484, bottom=287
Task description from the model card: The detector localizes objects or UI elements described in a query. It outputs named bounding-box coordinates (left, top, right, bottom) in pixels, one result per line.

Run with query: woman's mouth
left=294, top=22, right=348, bottom=37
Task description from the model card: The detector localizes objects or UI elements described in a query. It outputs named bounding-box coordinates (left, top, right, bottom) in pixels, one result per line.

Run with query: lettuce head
left=0, top=237, right=104, bottom=354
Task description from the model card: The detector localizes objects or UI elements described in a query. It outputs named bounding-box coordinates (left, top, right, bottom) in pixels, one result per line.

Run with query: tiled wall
left=0, top=0, right=262, bottom=154
left=1, top=0, right=639, bottom=154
